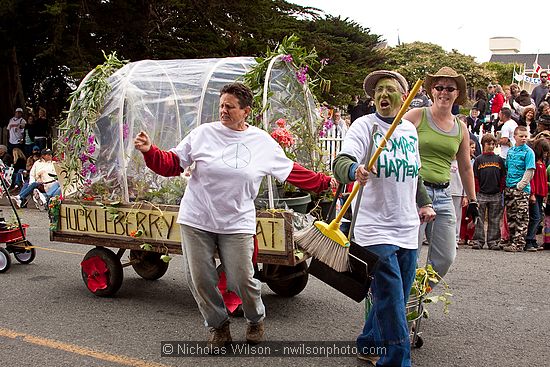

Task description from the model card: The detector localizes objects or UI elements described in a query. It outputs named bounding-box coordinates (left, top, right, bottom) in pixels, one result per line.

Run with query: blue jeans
left=18, top=181, right=41, bottom=201
left=418, top=187, right=456, bottom=278
left=526, top=195, right=543, bottom=245
left=46, top=182, right=61, bottom=201
left=180, top=224, right=264, bottom=329
left=357, top=245, right=417, bottom=367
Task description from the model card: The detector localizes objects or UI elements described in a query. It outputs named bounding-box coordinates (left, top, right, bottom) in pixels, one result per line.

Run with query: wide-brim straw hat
left=363, top=70, right=409, bottom=98
left=425, top=66, right=467, bottom=105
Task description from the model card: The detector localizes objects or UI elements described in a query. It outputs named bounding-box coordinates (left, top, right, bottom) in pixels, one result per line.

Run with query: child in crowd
left=459, top=141, right=478, bottom=244
left=466, top=108, right=482, bottom=135
left=544, top=163, right=550, bottom=249
left=503, top=126, right=535, bottom=252
left=471, top=134, right=506, bottom=250
left=450, top=157, right=467, bottom=246
left=525, top=138, right=550, bottom=251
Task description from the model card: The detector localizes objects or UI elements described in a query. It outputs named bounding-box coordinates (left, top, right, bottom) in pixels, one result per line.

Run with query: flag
left=533, top=54, right=541, bottom=74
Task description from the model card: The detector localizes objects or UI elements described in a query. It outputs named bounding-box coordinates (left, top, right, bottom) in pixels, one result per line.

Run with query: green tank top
left=417, top=108, right=463, bottom=183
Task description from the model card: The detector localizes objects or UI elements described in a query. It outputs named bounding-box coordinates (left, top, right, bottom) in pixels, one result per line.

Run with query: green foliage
left=242, top=35, right=329, bottom=173
left=56, top=52, right=127, bottom=198
left=482, top=62, right=519, bottom=87
left=384, top=42, right=493, bottom=104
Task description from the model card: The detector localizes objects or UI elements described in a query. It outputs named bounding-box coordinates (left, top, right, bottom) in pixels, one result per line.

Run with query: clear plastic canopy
left=74, top=57, right=321, bottom=205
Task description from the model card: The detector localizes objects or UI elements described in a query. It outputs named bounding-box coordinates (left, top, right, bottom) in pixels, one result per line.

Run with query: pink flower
left=89, top=164, right=97, bottom=174
left=296, top=66, right=308, bottom=84
left=275, top=118, right=286, bottom=128
left=281, top=54, right=293, bottom=63
left=88, top=135, right=95, bottom=144
left=63, top=137, right=69, bottom=143
left=88, top=144, right=96, bottom=154
left=320, top=58, right=329, bottom=66
left=79, top=153, right=89, bottom=162
left=271, top=128, right=295, bottom=148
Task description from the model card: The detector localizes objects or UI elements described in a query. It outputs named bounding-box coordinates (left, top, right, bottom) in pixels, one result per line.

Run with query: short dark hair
left=514, top=125, right=528, bottom=135
left=480, top=133, right=497, bottom=146
left=499, top=107, right=512, bottom=119
left=220, top=83, right=253, bottom=109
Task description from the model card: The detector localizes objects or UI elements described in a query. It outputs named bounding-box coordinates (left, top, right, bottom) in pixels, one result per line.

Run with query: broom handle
left=330, top=79, right=423, bottom=227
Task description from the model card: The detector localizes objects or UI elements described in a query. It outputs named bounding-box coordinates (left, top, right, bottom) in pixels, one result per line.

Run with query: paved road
left=1, top=205, right=548, bottom=367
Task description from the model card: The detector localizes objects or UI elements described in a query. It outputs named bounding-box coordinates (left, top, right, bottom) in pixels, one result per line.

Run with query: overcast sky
left=291, top=0, right=549, bottom=64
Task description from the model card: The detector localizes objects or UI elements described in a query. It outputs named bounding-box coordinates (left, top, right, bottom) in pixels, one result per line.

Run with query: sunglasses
left=433, top=85, right=457, bottom=92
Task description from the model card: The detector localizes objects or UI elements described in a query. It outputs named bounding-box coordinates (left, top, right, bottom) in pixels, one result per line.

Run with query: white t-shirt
left=449, top=159, right=463, bottom=196
left=8, top=117, right=25, bottom=144
left=500, top=119, right=517, bottom=159
left=172, top=121, right=293, bottom=234
left=339, top=114, right=421, bottom=249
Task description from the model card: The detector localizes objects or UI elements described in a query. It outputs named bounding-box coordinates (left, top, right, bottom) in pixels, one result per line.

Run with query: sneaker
left=245, top=320, right=265, bottom=344
left=32, top=189, right=47, bottom=211
left=208, top=320, right=232, bottom=349
left=471, top=244, right=483, bottom=250
left=10, top=195, right=21, bottom=208
left=527, top=246, right=538, bottom=252
left=503, top=245, right=518, bottom=253
left=489, top=245, right=501, bottom=251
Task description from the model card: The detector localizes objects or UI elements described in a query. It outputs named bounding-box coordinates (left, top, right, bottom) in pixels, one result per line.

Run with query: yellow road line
left=0, top=327, right=172, bottom=367
left=26, top=245, right=85, bottom=256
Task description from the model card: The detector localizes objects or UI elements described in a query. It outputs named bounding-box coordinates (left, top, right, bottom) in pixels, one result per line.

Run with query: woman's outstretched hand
left=134, top=131, right=152, bottom=153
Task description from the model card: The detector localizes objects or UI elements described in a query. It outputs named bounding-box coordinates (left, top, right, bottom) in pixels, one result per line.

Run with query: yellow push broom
left=295, top=79, right=423, bottom=272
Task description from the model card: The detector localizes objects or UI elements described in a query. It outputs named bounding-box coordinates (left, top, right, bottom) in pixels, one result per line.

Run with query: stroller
left=0, top=160, right=36, bottom=273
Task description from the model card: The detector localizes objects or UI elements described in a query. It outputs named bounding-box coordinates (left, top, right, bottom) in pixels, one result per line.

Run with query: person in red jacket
left=491, top=84, right=505, bottom=132
left=525, top=138, right=550, bottom=251
left=134, top=82, right=334, bottom=349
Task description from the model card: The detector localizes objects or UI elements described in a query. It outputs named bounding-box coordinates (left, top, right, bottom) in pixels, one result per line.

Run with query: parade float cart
left=0, top=164, right=36, bottom=273
left=50, top=52, right=326, bottom=297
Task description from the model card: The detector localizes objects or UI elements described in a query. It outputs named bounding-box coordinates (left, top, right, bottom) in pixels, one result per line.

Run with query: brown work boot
left=246, top=321, right=265, bottom=344
left=208, top=320, right=232, bottom=349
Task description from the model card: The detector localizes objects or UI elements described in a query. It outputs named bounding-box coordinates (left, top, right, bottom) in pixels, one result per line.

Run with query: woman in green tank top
left=403, top=67, right=479, bottom=279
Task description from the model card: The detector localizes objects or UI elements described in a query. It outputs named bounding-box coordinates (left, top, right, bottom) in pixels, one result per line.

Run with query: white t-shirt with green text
left=340, top=114, right=421, bottom=249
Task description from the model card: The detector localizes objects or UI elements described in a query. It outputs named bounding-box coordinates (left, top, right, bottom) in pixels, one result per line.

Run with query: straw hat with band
left=425, top=66, right=467, bottom=105
left=363, top=70, right=409, bottom=98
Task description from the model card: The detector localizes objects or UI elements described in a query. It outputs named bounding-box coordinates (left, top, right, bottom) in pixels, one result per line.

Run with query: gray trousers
left=472, top=192, right=503, bottom=248
left=180, top=224, right=265, bottom=329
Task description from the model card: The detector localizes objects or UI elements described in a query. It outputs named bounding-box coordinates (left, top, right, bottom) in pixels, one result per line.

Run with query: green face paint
left=374, top=78, right=404, bottom=118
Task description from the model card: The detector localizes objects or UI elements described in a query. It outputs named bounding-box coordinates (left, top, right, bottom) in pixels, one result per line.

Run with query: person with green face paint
left=333, top=71, right=435, bottom=366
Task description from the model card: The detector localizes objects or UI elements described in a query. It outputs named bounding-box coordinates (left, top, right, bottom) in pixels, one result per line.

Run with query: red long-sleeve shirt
left=142, top=145, right=331, bottom=193
left=530, top=160, right=548, bottom=197
left=491, top=93, right=505, bottom=114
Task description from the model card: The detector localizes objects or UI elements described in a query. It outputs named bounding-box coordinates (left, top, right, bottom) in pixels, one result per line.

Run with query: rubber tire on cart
left=0, top=247, right=11, bottom=273
left=12, top=242, right=36, bottom=264
left=129, top=250, right=169, bottom=280
left=265, top=262, right=309, bottom=297
left=81, top=247, right=123, bottom=297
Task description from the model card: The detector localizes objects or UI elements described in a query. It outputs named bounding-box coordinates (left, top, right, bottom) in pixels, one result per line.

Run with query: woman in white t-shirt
left=134, top=83, right=334, bottom=349
left=334, top=71, right=435, bottom=366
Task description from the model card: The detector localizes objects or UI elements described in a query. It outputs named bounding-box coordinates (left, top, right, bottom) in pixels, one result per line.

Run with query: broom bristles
left=295, top=225, right=350, bottom=272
